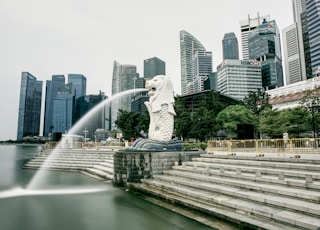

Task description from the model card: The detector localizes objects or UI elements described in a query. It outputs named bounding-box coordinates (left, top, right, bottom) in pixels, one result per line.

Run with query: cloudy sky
left=0, top=0, right=293, bottom=140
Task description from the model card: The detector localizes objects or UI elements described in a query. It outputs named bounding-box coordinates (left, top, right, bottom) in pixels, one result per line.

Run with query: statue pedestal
left=113, top=150, right=201, bottom=185
left=128, top=138, right=183, bottom=151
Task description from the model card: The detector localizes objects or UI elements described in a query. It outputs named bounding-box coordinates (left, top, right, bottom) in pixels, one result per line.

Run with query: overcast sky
left=0, top=0, right=293, bottom=140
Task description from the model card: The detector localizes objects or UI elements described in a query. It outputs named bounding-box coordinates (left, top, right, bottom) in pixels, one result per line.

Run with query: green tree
left=174, top=98, right=192, bottom=140
left=259, top=109, right=289, bottom=138
left=216, top=104, right=257, bottom=139
left=242, top=89, right=272, bottom=115
left=300, top=86, right=320, bottom=137
left=115, top=109, right=144, bottom=140
left=283, top=107, right=310, bottom=138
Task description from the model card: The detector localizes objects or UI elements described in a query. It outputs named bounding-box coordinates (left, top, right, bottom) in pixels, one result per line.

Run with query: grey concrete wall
left=113, top=150, right=201, bottom=185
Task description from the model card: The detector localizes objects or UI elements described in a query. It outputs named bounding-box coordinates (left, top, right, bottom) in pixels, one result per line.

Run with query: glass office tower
left=222, top=32, right=239, bottom=60
left=17, top=72, right=43, bottom=141
left=306, top=0, right=320, bottom=77
left=43, top=75, right=65, bottom=137
left=248, top=19, right=284, bottom=89
left=180, top=30, right=205, bottom=95
left=144, top=57, right=166, bottom=78
left=68, top=74, right=87, bottom=100
left=52, top=83, right=75, bottom=134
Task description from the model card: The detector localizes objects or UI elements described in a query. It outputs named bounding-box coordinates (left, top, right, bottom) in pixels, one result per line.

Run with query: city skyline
left=0, top=0, right=293, bottom=140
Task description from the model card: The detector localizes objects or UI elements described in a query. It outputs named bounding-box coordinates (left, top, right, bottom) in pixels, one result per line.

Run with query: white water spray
left=20, top=88, right=148, bottom=193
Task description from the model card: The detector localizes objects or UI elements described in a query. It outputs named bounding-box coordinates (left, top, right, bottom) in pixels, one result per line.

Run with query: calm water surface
left=0, top=145, right=213, bottom=230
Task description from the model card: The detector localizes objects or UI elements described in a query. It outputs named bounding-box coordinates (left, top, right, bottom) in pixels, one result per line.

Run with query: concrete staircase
left=129, top=154, right=320, bottom=229
left=24, top=148, right=115, bottom=181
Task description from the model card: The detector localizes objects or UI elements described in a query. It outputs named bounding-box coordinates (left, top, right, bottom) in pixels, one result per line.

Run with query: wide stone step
left=172, top=164, right=320, bottom=190
left=183, top=161, right=320, bottom=181
left=153, top=173, right=320, bottom=217
left=129, top=183, right=296, bottom=230
left=85, top=168, right=113, bottom=180
left=196, top=154, right=320, bottom=171
left=138, top=179, right=320, bottom=229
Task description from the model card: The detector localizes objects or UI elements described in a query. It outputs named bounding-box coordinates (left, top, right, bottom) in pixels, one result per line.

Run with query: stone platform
left=128, top=152, right=320, bottom=229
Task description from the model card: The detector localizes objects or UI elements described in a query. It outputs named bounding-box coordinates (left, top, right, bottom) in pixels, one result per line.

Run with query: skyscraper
left=17, top=72, right=43, bottom=141
left=283, top=0, right=310, bottom=85
left=306, top=0, right=320, bottom=77
left=43, top=75, right=65, bottom=137
left=193, top=50, right=212, bottom=93
left=222, top=32, right=239, bottom=60
left=52, top=83, right=75, bottom=134
left=144, top=57, right=166, bottom=78
left=217, top=60, right=262, bottom=100
left=180, top=30, right=205, bottom=95
left=111, top=61, right=139, bottom=130
left=240, top=14, right=270, bottom=60
left=68, top=74, right=86, bottom=100
left=248, top=19, right=284, bottom=89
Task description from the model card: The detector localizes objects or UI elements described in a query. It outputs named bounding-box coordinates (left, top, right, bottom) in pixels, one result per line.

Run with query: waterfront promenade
left=24, top=141, right=320, bottom=229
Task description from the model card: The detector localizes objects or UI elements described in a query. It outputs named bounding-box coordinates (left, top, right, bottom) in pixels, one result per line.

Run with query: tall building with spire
left=17, top=72, right=43, bottom=141
left=180, top=30, right=205, bottom=95
left=222, top=32, right=239, bottom=60
left=240, top=14, right=270, bottom=60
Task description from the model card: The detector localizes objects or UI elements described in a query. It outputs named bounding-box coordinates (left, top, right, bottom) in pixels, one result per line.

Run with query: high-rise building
left=248, top=19, right=284, bottom=89
left=74, top=91, right=107, bottom=140
left=144, top=57, right=165, bottom=78
left=17, top=72, right=43, bottom=141
left=283, top=23, right=305, bottom=84
left=217, top=60, right=262, bottom=100
left=283, top=0, right=311, bottom=85
left=306, top=0, right=320, bottom=77
left=193, top=50, right=212, bottom=93
left=180, top=30, right=206, bottom=95
left=240, top=14, right=270, bottom=60
left=222, top=32, right=239, bottom=60
left=111, top=61, right=139, bottom=130
left=43, top=75, right=65, bottom=137
left=52, top=83, right=75, bottom=134
left=68, top=74, right=86, bottom=100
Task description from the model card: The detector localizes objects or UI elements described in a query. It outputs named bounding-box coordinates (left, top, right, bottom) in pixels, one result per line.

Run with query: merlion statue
left=144, top=75, right=176, bottom=141
left=128, top=75, right=182, bottom=151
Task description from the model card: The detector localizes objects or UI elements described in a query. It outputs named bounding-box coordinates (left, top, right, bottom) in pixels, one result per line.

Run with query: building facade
left=143, top=57, right=165, bottom=78
left=17, top=72, right=43, bottom=141
left=217, top=60, right=262, bottom=101
left=43, top=75, right=65, bottom=137
left=180, top=30, right=206, bottom=95
left=306, top=0, right=320, bottom=77
left=222, top=32, right=239, bottom=60
left=111, top=61, right=139, bottom=130
left=248, top=19, right=284, bottom=89
left=68, top=74, right=87, bottom=100
left=52, top=83, right=75, bottom=134
left=240, top=14, right=270, bottom=60
left=192, top=50, right=212, bottom=93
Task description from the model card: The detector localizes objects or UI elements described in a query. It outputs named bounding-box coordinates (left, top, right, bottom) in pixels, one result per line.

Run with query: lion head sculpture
left=145, top=75, right=176, bottom=115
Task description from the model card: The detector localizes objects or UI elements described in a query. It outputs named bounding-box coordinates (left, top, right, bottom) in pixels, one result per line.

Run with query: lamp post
left=83, top=128, right=88, bottom=143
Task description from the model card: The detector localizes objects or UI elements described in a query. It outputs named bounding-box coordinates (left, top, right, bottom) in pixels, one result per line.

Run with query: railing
left=207, top=138, right=320, bottom=155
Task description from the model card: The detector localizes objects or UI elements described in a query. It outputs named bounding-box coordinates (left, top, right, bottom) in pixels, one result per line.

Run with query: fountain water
left=0, top=88, right=147, bottom=199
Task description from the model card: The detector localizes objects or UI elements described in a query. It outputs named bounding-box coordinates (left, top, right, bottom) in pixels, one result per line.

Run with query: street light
left=83, top=128, right=88, bottom=143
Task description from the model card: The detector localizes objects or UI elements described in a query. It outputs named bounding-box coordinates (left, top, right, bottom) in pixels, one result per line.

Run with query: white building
left=267, top=76, right=320, bottom=110
left=193, top=50, right=212, bottom=93
left=217, top=59, right=262, bottom=100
